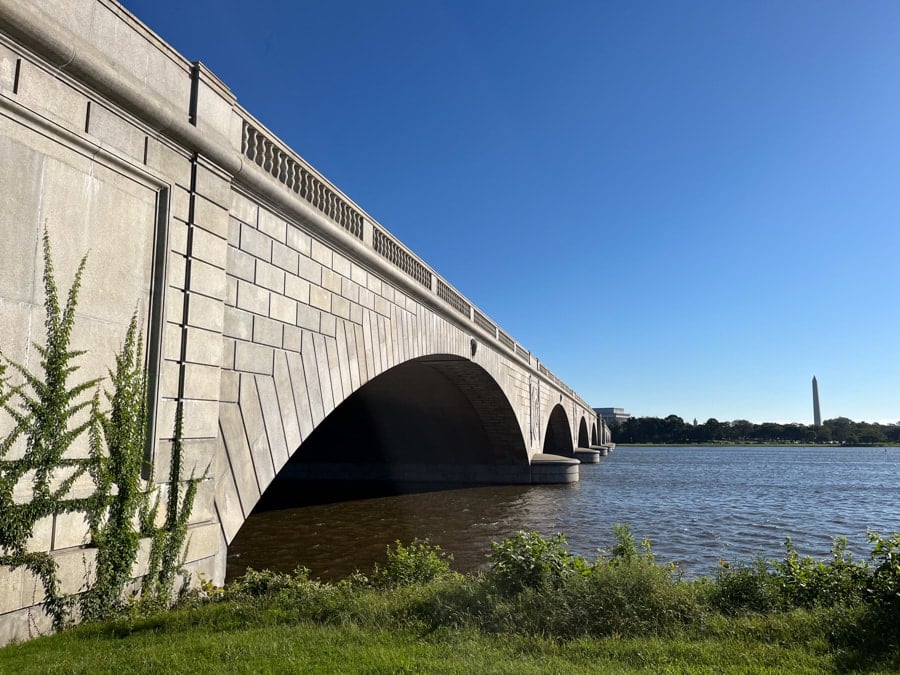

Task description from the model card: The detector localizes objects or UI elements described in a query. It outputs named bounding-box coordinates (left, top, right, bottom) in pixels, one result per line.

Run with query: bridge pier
left=529, top=454, right=580, bottom=483
left=574, top=447, right=601, bottom=463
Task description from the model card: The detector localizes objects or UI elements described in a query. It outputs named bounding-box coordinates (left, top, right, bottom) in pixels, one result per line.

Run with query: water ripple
left=228, top=446, right=900, bottom=581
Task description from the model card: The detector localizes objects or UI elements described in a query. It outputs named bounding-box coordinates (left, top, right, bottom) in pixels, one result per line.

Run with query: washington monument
left=812, top=376, right=822, bottom=427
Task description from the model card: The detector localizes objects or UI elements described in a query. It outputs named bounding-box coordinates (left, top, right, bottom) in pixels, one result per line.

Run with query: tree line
left=610, top=415, right=900, bottom=445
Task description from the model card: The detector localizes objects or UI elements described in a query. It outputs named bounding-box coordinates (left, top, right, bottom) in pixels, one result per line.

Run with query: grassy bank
left=2, top=529, right=898, bottom=673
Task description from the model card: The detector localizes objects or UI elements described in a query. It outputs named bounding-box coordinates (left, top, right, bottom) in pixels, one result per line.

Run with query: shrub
left=488, top=530, right=586, bottom=597
left=772, top=536, right=868, bottom=609
left=709, top=558, right=779, bottom=615
left=370, top=539, right=454, bottom=588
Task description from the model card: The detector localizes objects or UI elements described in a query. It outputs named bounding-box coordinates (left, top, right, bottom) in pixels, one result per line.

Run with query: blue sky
left=126, top=1, right=900, bottom=424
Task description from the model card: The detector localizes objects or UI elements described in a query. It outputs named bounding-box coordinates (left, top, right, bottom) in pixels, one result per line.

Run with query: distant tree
left=825, top=417, right=854, bottom=444
left=731, top=419, right=753, bottom=442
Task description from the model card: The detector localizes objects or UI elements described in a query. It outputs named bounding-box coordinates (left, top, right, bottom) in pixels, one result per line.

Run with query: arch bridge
left=0, top=0, right=610, bottom=637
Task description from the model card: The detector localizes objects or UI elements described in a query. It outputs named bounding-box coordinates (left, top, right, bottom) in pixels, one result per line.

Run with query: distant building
left=593, top=407, right=631, bottom=426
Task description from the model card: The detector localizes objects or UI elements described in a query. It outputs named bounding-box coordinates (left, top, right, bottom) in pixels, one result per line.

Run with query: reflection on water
left=227, top=446, right=900, bottom=581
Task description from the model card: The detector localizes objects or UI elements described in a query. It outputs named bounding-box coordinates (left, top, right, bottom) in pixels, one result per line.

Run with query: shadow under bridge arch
left=279, top=355, right=531, bottom=487
left=542, top=404, right=574, bottom=457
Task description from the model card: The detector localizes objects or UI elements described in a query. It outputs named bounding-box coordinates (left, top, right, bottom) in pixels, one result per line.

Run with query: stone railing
left=238, top=109, right=582, bottom=397
left=436, top=279, right=471, bottom=318
left=242, top=121, right=364, bottom=240
left=372, top=226, right=433, bottom=290
left=473, top=309, right=495, bottom=336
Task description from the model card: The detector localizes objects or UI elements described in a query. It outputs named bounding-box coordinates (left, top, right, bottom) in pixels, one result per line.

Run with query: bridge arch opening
left=591, top=422, right=598, bottom=446
left=578, top=417, right=590, bottom=448
left=542, top=404, right=573, bottom=457
left=272, top=354, right=530, bottom=490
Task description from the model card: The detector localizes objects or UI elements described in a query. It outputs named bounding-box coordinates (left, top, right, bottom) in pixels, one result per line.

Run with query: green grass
left=0, top=609, right=841, bottom=674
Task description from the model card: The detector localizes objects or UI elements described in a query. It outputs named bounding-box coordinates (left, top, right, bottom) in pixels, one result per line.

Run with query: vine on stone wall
left=1, top=229, right=201, bottom=631
left=138, top=401, right=203, bottom=609
left=0, top=230, right=99, bottom=630
left=81, top=315, right=150, bottom=622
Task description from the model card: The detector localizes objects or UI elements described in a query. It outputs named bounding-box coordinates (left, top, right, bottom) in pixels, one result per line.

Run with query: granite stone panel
left=187, top=292, right=225, bottom=333
left=300, top=332, right=325, bottom=426
left=17, top=61, right=87, bottom=131
left=252, top=315, right=283, bottom=348
left=255, top=259, right=285, bottom=293
left=332, top=295, right=350, bottom=320
left=269, top=293, right=297, bottom=325
left=192, top=226, right=228, bottom=270
left=238, top=375, right=276, bottom=491
left=346, top=322, right=362, bottom=391
left=236, top=279, right=269, bottom=316
left=213, top=432, right=244, bottom=542
left=298, top=255, right=322, bottom=284
left=309, top=285, right=330, bottom=312
left=331, top=252, right=351, bottom=279
left=324, top=336, right=343, bottom=405
left=239, top=222, right=272, bottom=261
left=218, top=402, right=261, bottom=510
left=147, top=138, right=193, bottom=190
left=255, top=375, right=288, bottom=472
left=340, top=277, right=360, bottom=304
left=87, top=103, right=145, bottom=162
left=320, top=311, right=336, bottom=338
left=335, top=321, right=353, bottom=400
left=188, top=259, right=228, bottom=301
left=230, top=198, right=259, bottom=234
left=286, top=351, right=315, bottom=441
left=286, top=227, right=311, bottom=256
left=258, top=208, right=287, bottom=243
left=313, top=333, right=335, bottom=415
left=223, top=306, right=253, bottom=341
left=195, top=164, right=233, bottom=208
left=234, top=340, right=273, bottom=375
left=310, top=238, right=332, bottom=267
left=219, top=368, right=239, bottom=403
left=220, top=336, right=236, bottom=369
left=274, top=352, right=302, bottom=452
left=350, top=262, right=367, bottom=286
left=284, top=275, right=310, bottom=303
left=283, top=325, right=302, bottom=352
left=184, top=326, right=223, bottom=367
left=168, top=253, right=187, bottom=290
left=192, top=195, right=229, bottom=239
left=271, top=241, right=299, bottom=275
left=182, top=363, right=222, bottom=401
left=170, top=188, right=191, bottom=227
left=296, top=304, right=320, bottom=331
left=361, top=310, right=376, bottom=377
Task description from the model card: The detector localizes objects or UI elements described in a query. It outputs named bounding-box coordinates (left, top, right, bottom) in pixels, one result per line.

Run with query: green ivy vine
left=0, top=228, right=200, bottom=630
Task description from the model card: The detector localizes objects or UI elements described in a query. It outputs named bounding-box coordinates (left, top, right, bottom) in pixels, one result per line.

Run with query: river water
left=227, top=445, right=900, bottom=581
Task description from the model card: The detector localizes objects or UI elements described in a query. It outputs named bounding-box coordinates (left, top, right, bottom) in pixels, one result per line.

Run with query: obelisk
left=812, top=376, right=822, bottom=427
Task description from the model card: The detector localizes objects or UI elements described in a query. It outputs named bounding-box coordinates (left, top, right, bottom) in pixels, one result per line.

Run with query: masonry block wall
left=0, top=0, right=598, bottom=643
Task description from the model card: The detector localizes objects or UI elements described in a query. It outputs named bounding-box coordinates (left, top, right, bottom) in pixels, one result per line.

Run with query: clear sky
left=125, top=0, right=900, bottom=425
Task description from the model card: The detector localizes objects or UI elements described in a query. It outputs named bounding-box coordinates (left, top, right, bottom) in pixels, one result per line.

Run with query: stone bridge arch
left=578, top=416, right=590, bottom=448
left=541, top=404, right=574, bottom=457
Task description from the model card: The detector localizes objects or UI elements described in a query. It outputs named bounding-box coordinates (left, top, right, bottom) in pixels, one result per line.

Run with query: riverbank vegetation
left=612, top=414, right=900, bottom=445
left=2, top=528, right=898, bottom=673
